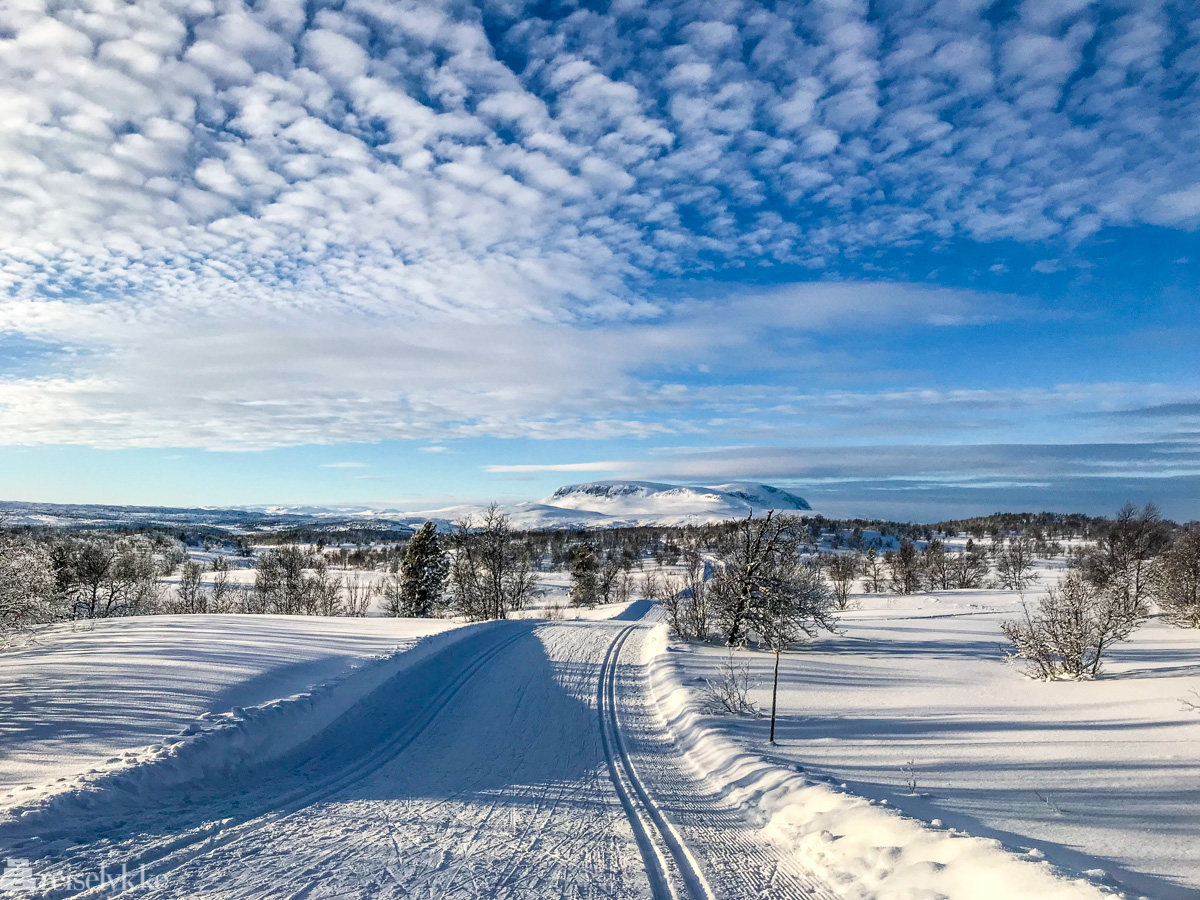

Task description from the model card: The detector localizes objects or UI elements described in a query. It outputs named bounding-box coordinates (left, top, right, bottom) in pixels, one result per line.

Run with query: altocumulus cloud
left=0, top=0, right=1198, bottom=451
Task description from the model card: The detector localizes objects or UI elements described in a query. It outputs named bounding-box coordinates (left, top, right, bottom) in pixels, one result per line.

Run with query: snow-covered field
left=659, top=571, right=1200, bottom=899
left=0, top=615, right=460, bottom=811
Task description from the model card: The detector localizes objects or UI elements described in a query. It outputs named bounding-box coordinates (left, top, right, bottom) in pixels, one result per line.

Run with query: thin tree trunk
left=769, top=647, right=781, bottom=744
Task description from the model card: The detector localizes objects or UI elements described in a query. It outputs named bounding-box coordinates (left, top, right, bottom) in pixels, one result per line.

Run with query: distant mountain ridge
left=0, top=480, right=812, bottom=532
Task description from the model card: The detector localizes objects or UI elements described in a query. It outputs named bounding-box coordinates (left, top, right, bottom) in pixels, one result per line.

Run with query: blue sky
left=0, top=0, right=1198, bottom=520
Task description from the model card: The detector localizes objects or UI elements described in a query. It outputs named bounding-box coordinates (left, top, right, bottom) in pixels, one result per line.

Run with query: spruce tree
left=568, top=543, right=601, bottom=607
left=398, top=521, right=449, bottom=617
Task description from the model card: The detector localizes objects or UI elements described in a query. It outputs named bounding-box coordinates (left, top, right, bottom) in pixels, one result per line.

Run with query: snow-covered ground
left=1, top=565, right=1190, bottom=899
left=0, top=615, right=460, bottom=811
left=659, top=573, right=1200, bottom=899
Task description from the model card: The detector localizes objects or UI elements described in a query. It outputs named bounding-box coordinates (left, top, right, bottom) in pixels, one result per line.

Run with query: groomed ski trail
left=2, top=610, right=836, bottom=899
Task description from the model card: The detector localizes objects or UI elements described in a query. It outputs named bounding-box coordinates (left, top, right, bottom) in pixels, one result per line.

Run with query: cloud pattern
left=0, top=0, right=1198, bottom=458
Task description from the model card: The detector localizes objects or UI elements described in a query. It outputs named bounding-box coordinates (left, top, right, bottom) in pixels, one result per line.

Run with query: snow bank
left=0, top=614, right=468, bottom=817
left=643, top=625, right=1118, bottom=900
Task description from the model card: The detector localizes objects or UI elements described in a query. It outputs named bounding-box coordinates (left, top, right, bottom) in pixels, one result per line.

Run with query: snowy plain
left=659, top=566, right=1200, bottom=899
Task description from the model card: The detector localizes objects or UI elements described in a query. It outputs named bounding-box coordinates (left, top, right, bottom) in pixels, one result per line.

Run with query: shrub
left=1002, top=571, right=1144, bottom=679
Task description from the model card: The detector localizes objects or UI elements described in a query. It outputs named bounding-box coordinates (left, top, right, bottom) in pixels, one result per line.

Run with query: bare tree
left=922, top=540, right=952, bottom=591
left=210, top=556, right=233, bottom=612
left=53, top=536, right=162, bottom=619
left=254, top=545, right=313, bottom=615
left=862, top=545, right=887, bottom=593
left=309, top=560, right=345, bottom=616
left=711, top=511, right=802, bottom=646
left=995, top=537, right=1039, bottom=590
left=1083, top=502, right=1171, bottom=614
left=887, top=539, right=921, bottom=594
left=449, top=504, right=540, bottom=620
left=659, top=550, right=712, bottom=640
left=1151, top=525, right=1200, bottom=628
left=825, top=552, right=860, bottom=610
left=1002, top=571, right=1145, bottom=679
left=175, top=559, right=207, bottom=614
left=701, top=650, right=760, bottom=717
left=343, top=573, right=376, bottom=617
left=747, top=561, right=837, bottom=742
left=950, top=540, right=990, bottom=588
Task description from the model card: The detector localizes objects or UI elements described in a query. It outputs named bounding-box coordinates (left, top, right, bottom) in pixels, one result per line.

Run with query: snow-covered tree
left=1083, top=502, right=1171, bottom=614
left=396, top=521, right=449, bottom=617
left=711, top=511, right=802, bottom=646
left=1002, top=571, right=1145, bottom=679
left=0, top=536, right=56, bottom=633
left=52, top=535, right=162, bottom=619
left=1152, top=525, right=1200, bottom=628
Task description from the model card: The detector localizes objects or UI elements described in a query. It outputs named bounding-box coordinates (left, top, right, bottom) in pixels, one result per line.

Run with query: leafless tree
left=922, top=540, right=952, bottom=591
left=175, top=559, right=207, bottom=614
left=950, top=541, right=990, bottom=588
left=887, top=539, right=921, bottom=594
left=1002, top=571, right=1145, bottom=679
left=1083, top=502, right=1171, bottom=614
left=747, top=561, right=837, bottom=742
left=861, top=545, right=887, bottom=593
left=1151, top=525, right=1200, bottom=627
left=701, top=650, right=760, bottom=717
left=449, top=504, right=540, bottom=620
left=53, top=536, right=162, bottom=619
left=995, top=537, right=1039, bottom=590
left=210, top=556, right=233, bottom=612
left=825, top=552, right=860, bottom=610
left=344, top=574, right=376, bottom=617
left=711, top=511, right=803, bottom=645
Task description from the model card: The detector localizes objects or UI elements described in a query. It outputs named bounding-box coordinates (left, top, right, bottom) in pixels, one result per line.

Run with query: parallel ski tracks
left=598, top=623, right=715, bottom=900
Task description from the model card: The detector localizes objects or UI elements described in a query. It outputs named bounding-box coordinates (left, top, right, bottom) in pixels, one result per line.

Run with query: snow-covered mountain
left=0, top=481, right=811, bottom=532
left=505, top=480, right=812, bottom=529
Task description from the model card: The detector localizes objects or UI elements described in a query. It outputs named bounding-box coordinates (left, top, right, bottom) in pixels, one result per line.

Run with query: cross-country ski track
left=1, top=605, right=837, bottom=899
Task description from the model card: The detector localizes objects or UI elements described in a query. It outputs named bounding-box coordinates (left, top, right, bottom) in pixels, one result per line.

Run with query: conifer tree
left=398, top=521, right=449, bottom=617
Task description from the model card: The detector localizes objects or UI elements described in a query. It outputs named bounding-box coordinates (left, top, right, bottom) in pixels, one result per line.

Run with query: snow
left=653, top=573, right=1200, bottom=899
left=0, top=614, right=461, bottom=812
left=1, top=565, right=1194, bottom=898
left=0, top=480, right=814, bottom=532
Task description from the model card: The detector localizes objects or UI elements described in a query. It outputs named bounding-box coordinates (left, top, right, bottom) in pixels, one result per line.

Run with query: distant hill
left=0, top=481, right=812, bottom=533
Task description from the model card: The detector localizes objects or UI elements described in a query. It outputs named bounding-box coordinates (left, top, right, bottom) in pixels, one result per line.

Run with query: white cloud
left=322, top=462, right=368, bottom=468
left=483, top=462, right=630, bottom=473
left=0, top=0, right=1197, bottom=451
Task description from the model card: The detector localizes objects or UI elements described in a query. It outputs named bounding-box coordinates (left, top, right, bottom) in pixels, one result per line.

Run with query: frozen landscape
left=3, top=506, right=1197, bottom=899
left=3, top=0, right=1198, bottom=896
